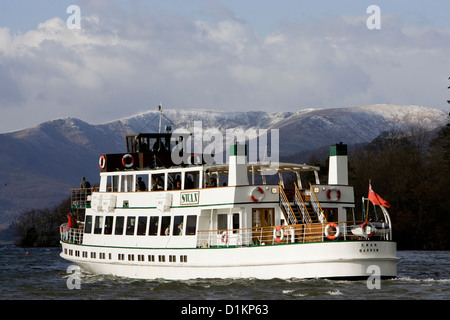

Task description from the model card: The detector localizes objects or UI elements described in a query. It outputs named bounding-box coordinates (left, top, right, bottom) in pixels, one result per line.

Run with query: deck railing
left=196, top=221, right=392, bottom=248
left=60, top=221, right=392, bottom=248
left=71, top=188, right=96, bottom=209
left=60, top=223, right=84, bottom=244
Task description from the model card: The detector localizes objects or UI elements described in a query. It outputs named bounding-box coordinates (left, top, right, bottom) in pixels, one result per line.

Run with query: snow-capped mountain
left=0, top=104, right=447, bottom=234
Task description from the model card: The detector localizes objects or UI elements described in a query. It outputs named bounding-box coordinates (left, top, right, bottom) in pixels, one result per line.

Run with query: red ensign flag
left=368, top=184, right=391, bottom=208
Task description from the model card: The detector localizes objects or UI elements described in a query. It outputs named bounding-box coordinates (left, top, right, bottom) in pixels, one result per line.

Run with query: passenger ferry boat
left=60, top=127, right=397, bottom=280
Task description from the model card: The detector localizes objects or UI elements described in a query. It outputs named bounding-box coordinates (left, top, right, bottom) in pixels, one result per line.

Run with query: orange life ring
left=122, top=154, right=134, bottom=168
left=361, top=221, right=375, bottom=239
left=99, top=155, right=106, bottom=170
left=273, top=226, right=284, bottom=243
left=327, top=188, right=341, bottom=201
left=221, top=231, right=228, bottom=244
left=325, top=223, right=340, bottom=240
left=250, top=187, right=265, bottom=202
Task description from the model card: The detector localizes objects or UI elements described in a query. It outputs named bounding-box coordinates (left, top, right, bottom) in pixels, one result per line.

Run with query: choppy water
left=0, top=246, right=448, bottom=301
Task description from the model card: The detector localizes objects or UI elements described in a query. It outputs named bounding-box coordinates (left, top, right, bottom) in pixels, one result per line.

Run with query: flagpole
left=366, top=179, right=371, bottom=221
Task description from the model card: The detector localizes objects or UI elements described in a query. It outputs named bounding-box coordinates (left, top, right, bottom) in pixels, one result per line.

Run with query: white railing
left=196, top=221, right=393, bottom=248
left=278, top=184, right=298, bottom=225
left=309, top=183, right=327, bottom=223
left=60, top=223, right=84, bottom=244
left=71, top=188, right=96, bottom=209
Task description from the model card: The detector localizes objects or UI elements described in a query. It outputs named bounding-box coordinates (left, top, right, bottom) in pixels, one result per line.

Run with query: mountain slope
left=274, top=104, right=447, bottom=153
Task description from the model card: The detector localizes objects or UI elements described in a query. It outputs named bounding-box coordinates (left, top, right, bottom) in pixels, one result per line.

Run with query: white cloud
left=0, top=5, right=449, bottom=133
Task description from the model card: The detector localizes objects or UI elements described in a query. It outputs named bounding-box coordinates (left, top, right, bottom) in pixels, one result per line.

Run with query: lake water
left=0, top=246, right=448, bottom=303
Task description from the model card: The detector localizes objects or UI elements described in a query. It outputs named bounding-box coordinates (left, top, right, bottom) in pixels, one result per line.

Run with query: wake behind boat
left=60, top=116, right=397, bottom=280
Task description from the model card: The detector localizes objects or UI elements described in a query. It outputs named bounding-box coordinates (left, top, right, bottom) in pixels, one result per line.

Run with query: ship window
left=84, top=215, right=92, bottom=234
left=232, top=213, right=240, bottom=233
left=121, top=175, right=134, bottom=192
left=136, top=174, right=148, bottom=192
left=217, top=214, right=227, bottom=231
left=168, top=172, right=182, bottom=190
left=94, top=216, right=103, bottom=234
left=151, top=174, right=165, bottom=191
left=104, top=216, right=113, bottom=235
left=148, top=216, right=159, bottom=236
left=115, top=216, right=124, bottom=235
left=126, top=216, right=136, bottom=235
left=173, top=216, right=184, bottom=236
left=252, top=208, right=274, bottom=228
left=110, top=175, right=119, bottom=192
left=137, top=216, right=147, bottom=236
left=185, top=172, right=199, bottom=189
left=186, top=215, right=197, bottom=235
left=323, top=208, right=338, bottom=222
left=160, top=216, right=171, bottom=236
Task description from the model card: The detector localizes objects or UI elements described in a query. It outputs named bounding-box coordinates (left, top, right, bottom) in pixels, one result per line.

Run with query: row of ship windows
left=84, top=214, right=198, bottom=237
left=64, top=248, right=188, bottom=263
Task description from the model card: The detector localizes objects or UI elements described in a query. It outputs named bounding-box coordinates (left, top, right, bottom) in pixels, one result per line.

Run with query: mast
left=158, top=103, right=163, bottom=134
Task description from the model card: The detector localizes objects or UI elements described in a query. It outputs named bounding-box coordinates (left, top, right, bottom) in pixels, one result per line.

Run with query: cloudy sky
left=0, top=0, right=449, bottom=133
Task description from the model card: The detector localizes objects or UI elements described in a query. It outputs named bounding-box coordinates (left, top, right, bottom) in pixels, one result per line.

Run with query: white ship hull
left=61, top=240, right=397, bottom=280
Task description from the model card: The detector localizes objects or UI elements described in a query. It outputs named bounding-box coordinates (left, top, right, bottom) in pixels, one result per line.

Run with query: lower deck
left=60, top=239, right=398, bottom=280
left=61, top=219, right=392, bottom=249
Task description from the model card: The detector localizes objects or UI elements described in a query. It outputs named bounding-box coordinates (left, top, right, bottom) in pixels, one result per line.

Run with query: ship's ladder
left=279, top=183, right=298, bottom=225
left=294, top=182, right=313, bottom=224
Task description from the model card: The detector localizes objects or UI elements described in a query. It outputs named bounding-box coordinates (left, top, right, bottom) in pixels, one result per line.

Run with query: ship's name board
left=180, top=191, right=199, bottom=205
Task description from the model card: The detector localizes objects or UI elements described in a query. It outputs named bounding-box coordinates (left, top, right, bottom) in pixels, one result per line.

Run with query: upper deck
left=64, top=140, right=393, bottom=251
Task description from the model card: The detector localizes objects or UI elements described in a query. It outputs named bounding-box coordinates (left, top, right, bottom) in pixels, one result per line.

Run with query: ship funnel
left=328, top=143, right=348, bottom=185
left=228, top=144, right=248, bottom=186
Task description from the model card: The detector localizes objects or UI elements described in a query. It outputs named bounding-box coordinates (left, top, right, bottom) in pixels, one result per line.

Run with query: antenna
left=158, top=103, right=163, bottom=133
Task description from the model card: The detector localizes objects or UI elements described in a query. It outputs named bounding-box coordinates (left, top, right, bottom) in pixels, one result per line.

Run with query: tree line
left=348, top=124, right=450, bottom=250
left=11, top=123, right=449, bottom=250
left=12, top=197, right=72, bottom=247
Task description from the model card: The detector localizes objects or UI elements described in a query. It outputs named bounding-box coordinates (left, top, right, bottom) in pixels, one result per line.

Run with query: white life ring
left=99, top=155, right=106, bottom=170
left=122, top=154, right=134, bottom=168
left=327, top=187, right=341, bottom=201
left=324, top=223, right=340, bottom=240
left=188, top=154, right=201, bottom=165
left=221, top=231, right=228, bottom=244
left=250, top=187, right=265, bottom=202
left=361, top=222, right=375, bottom=239
left=273, top=226, right=284, bottom=243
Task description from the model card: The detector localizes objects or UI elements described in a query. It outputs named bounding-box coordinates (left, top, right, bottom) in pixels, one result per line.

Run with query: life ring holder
left=361, top=221, right=375, bottom=239
left=99, top=155, right=106, bottom=170
left=324, top=223, right=340, bottom=240
left=221, top=231, right=229, bottom=245
left=122, top=154, right=135, bottom=168
left=273, top=226, right=284, bottom=243
left=250, top=187, right=265, bottom=202
left=327, top=187, right=341, bottom=201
